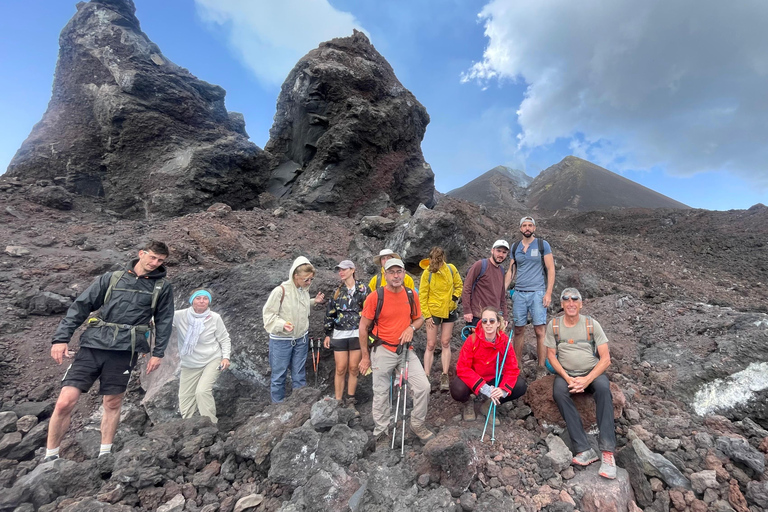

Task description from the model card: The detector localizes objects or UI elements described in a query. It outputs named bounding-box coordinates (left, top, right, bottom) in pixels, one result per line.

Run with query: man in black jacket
left=44, top=241, right=175, bottom=461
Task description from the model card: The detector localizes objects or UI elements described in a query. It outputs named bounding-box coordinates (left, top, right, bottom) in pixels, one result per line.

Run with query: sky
left=1, top=0, right=767, bottom=211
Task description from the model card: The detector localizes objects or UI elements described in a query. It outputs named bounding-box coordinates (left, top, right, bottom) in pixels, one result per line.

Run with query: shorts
left=330, top=337, right=361, bottom=352
left=432, top=310, right=459, bottom=325
left=512, top=290, right=547, bottom=326
left=61, top=347, right=139, bottom=395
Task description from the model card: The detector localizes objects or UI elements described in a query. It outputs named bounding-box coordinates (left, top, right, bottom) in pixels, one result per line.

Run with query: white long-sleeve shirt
left=174, top=308, right=231, bottom=368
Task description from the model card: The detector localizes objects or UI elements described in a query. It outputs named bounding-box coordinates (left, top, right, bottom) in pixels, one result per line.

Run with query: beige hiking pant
left=371, top=347, right=430, bottom=435
left=179, top=358, right=221, bottom=423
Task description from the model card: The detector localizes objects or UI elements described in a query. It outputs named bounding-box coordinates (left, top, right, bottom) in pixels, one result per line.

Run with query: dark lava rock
left=0, top=458, right=100, bottom=510
left=716, top=436, right=765, bottom=473
left=265, top=30, right=435, bottom=216
left=6, top=0, right=270, bottom=218
left=524, top=375, right=625, bottom=427
left=12, top=401, right=54, bottom=420
left=27, top=185, right=74, bottom=210
left=423, top=427, right=477, bottom=497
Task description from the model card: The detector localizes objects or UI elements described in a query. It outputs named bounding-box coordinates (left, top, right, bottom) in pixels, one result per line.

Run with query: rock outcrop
left=265, top=30, right=436, bottom=216
left=6, top=0, right=270, bottom=218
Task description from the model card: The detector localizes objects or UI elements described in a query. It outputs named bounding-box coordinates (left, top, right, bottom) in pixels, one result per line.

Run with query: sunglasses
left=561, top=295, right=581, bottom=301
left=301, top=277, right=314, bottom=284
left=481, top=318, right=497, bottom=324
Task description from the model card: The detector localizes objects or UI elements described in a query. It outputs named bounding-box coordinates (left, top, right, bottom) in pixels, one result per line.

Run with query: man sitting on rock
left=358, top=258, right=434, bottom=443
left=545, top=287, right=616, bottom=479
left=44, top=241, right=174, bottom=462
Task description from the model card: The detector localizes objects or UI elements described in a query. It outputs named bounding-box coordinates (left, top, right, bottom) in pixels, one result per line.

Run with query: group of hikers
left=43, top=216, right=617, bottom=480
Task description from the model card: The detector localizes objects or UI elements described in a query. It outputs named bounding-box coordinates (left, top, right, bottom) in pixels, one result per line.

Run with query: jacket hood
left=288, top=256, right=312, bottom=282
left=128, top=258, right=167, bottom=279
left=419, top=258, right=430, bottom=270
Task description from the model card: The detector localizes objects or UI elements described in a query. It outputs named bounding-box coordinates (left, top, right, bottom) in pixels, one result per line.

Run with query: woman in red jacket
left=451, top=307, right=528, bottom=422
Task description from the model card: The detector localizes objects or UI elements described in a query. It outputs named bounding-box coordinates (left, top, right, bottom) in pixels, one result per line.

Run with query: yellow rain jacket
left=418, top=259, right=463, bottom=319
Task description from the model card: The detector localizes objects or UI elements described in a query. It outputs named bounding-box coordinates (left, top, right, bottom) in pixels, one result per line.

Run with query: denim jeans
left=269, top=333, right=309, bottom=402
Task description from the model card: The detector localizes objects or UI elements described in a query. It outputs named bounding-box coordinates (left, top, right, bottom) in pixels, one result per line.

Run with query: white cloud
left=194, top=0, right=366, bottom=87
left=463, top=0, right=768, bottom=187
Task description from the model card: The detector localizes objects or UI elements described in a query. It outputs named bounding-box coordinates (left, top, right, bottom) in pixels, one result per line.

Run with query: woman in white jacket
left=263, top=256, right=325, bottom=402
left=176, top=289, right=231, bottom=423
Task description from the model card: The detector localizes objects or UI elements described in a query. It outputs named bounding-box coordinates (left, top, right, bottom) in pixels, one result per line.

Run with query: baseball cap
left=384, top=258, right=405, bottom=270
left=492, top=239, right=510, bottom=250
left=335, top=260, right=355, bottom=270
left=519, top=216, right=536, bottom=227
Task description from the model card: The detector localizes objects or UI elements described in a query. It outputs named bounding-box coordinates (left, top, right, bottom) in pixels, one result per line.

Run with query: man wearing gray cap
left=368, top=249, right=416, bottom=292
left=461, top=240, right=510, bottom=326
left=506, top=216, right=555, bottom=375
left=359, top=258, right=434, bottom=443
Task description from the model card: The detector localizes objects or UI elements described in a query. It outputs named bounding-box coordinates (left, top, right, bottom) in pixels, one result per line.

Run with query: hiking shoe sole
left=572, top=449, right=599, bottom=466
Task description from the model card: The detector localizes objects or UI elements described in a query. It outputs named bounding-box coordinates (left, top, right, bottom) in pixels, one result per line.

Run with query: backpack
left=551, top=315, right=596, bottom=356
left=103, top=270, right=165, bottom=314
left=369, top=287, right=416, bottom=350
left=469, top=258, right=505, bottom=296
left=511, top=238, right=547, bottom=284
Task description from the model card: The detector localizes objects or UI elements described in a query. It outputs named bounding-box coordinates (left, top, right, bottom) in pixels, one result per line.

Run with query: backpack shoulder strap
left=150, top=279, right=165, bottom=313
left=471, top=259, right=489, bottom=295
left=405, top=288, right=416, bottom=318
left=428, top=272, right=432, bottom=285
left=103, top=270, right=125, bottom=305
left=511, top=241, right=520, bottom=265
left=376, top=273, right=382, bottom=289
left=279, top=285, right=286, bottom=308
left=585, top=315, right=596, bottom=354
left=552, top=316, right=561, bottom=344
left=373, top=287, right=385, bottom=328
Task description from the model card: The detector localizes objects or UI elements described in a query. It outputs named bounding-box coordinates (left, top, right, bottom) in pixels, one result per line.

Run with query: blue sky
left=1, top=0, right=766, bottom=211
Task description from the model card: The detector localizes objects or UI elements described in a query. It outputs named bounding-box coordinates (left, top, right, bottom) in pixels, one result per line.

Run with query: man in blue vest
left=506, top=217, right=555, bottom=376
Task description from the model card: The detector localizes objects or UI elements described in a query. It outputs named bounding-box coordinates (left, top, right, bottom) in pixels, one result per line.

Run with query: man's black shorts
left=433, top=310, right=459, bottom=325
left=61, top=347, right=138, bottom=395
left=330, top=337, right=361, bottom=352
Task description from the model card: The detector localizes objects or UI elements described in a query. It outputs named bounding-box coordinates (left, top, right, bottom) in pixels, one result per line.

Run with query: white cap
left=384, top=258, right=405, bottom=270
left=374, top=248, right=401, bottom=265
left=492, top=239, right=510, bottom=250
left=519, top=216, right=536, bottom=227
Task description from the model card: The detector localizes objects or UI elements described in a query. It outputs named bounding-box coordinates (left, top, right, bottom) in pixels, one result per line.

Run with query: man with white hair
left=506, top=216, right=555, bottom=375
left=545, top=287, right=616, bottom=480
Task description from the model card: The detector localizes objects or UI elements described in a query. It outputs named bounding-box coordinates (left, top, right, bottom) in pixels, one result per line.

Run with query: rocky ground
left=1, top=181, right=768, bottom=511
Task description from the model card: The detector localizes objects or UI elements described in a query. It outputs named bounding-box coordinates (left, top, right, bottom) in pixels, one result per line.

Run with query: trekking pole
left=491, top=353, right=499, bottom=444
left=401, top=342, right=411, bottom=455
left=482, top=336, right=513, bottom=442
left=391, top=362, right=405, bottom=450
left=314, top=337, right=321, bottom=387
left=389, top=374, right=393, bottom=409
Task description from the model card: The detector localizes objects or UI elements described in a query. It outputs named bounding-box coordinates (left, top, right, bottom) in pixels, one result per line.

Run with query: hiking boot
left=42, top=455, right=59, bottom=463
left=463, top=401, right=476, bottom=421
left=599, top=451, right=617, bottom=479
left=344, top=396, right=360, bottom=417
left=480, top=399, right=500, bottom=426
left=439, top=373, right=450, bottom=391
left=409, top=422, right=435, bottom=442
left=572, top=448, right=599, bottom=466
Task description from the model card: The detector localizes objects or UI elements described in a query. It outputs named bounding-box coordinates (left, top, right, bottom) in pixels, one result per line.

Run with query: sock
left=45, top=447, right=60, bottom=458
left=99, top=444, right=112, bottom=457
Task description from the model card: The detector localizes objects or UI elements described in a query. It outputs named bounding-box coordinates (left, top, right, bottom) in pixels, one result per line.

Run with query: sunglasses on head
left=481, top=318, right=497, bottom=324
left=561, top=295, right=581, bottom=301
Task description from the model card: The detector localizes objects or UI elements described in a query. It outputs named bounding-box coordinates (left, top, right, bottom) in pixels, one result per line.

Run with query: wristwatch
left=409, top=324, right=416, bottom=332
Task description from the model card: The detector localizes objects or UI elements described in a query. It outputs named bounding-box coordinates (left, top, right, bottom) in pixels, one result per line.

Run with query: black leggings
left=450, top=375, right=528, bottom=403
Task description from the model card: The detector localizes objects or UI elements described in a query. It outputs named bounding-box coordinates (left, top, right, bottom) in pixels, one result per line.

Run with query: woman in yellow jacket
left=419, top=247, right=463, bottom=391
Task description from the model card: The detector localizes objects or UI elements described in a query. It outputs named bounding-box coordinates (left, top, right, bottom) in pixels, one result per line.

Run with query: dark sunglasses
left=481, top=318, right=497, bottom=324
left=561, top=295, right=581, bottom=301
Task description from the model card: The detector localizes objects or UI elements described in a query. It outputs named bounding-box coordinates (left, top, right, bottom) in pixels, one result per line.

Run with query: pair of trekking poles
left=390, top=341, right=412, bottom=455
left=308, top=336, right=322, bottom=387
left=480, top=330, right=513, bottom=445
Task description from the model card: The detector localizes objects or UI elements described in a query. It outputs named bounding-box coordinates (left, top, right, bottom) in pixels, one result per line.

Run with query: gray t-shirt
left=513, top=238, right=552, bottom=291
left=544, top=315, right=608, bottom=377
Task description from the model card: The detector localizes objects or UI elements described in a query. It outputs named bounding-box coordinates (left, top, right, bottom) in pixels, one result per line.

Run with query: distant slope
left=446, top=166, right=533, bottom=208
left=527, top=156, right=689, bottom=211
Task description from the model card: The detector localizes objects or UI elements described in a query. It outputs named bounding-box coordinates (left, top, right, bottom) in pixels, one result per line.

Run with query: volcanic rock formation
left=526, top=156, right=690, bottom=211
left=265, top=30, right=436, bottom=216
left=6, top=0, right=270, bottom=218
left=446, top=165, right=532, bottom=209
